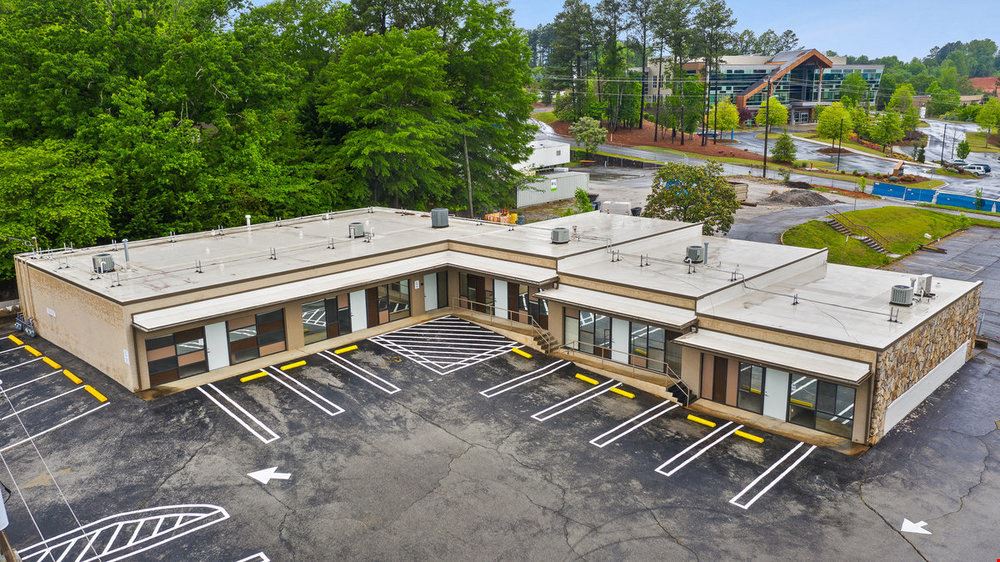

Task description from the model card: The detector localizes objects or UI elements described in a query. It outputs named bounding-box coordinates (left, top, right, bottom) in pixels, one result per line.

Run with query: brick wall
left=868, top=286, right=981, bottom=443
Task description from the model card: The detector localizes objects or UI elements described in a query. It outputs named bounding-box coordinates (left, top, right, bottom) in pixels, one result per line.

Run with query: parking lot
left=0, top=315, right=997, bottom=560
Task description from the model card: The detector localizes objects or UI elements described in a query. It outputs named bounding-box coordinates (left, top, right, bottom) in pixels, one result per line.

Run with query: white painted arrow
left=900, top=519, right=931, bottom=535
left=248, top=467, right=291, bottom=485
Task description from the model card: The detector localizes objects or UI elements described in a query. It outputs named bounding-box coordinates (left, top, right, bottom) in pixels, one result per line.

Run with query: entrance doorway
left=712, top=357, right=728, bottom=403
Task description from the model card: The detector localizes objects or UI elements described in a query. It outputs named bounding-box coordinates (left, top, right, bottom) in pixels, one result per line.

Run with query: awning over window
left=132, top=251, right=556, bottom=332
left=538, top=285, right=697, bottom=330
left=675, top=330, right=871, bottom=384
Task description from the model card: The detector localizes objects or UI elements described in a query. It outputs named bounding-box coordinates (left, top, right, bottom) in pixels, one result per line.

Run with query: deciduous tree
left=771, top=133, right=797, bottom=164
left=569, top=116, right=607, bottom=156
left=754, top=96, right=789, bottom=130
left=816, top=102, right=854, bottom=146
left=642, top=161, right=740, bottom=235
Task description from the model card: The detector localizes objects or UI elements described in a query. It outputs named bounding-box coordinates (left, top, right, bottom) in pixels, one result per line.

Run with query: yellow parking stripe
left=84, top=385, right=108, bottom=403
left=734, top=430, right=764, bottom=444
left=575, top=373, right=599, bottom=385
left=240, top=371, right=268, bottom=383
left=280, top=360, right=306, bottom=371
left=24, top=345, right=42, bottom=357
left=334, top=345, right=358, bottom=355
left=610, top=387, right=635, bottom=399
left=8, top=335, right=23, bottom=346
left=42, top=357, right=61, bottom=370
left=687, top=414, right=717, bottom=428
left=511, top=348, right=532, bottom=359
left=63, top=370, right=83, bottom=384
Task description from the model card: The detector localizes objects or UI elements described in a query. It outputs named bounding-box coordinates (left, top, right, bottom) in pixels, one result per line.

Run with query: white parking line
left=0, top=402, right=111, bottom=454
left=729, top=443, right=817, bottom=510
left=480, top=360, right=570, bottom=398
left=1, top=385, right=87, bottom=420
left=236, top=553, right=271, bottom=562
left=0, top=345, right=26, bottom=355
left=320, top=351, right=401, bottom=395
left=198, top=385, right=279, bottom=444
left=654, top=422, right=741, bottom=477
left=531, top=379, right=621, bottom=422
left=589, top=401, right=680, bottom=448
left=0, top=357, right=43, bottom=373
left=265, top=367, right=346, bottom=417
left=3, top=369, right=62, bottom=392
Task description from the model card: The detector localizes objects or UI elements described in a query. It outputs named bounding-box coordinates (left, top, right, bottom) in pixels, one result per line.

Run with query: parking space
left=1, top=320, right=997, bottom=559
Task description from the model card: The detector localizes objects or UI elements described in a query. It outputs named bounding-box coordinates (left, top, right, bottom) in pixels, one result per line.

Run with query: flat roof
left=700, top=264, right=982, bottom=350
left=557, top=228, right=823, bottom=300
left=457, top=212, right=692, bottom=259
left=538, top=285, right=697, bottom=329
left=675, top=330, right=871, bottom=384
left=132, top=251, right=557, bottom=332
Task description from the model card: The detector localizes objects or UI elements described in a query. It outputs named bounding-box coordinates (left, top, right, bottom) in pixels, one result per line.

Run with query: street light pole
left=940, top=123, right=948, bottom=164
left=762, top=77, right=772, bottom=179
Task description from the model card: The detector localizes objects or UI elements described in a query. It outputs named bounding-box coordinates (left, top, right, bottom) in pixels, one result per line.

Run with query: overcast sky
left=511, top=0, right=1000, bottom=61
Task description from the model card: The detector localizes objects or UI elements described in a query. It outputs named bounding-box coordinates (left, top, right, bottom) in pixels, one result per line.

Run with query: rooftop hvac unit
left=914, top=274, right=934, bottom=295
left=890, top=284, right=915, bottom=307
left=551, top=227, right=570, bottom=244
left=92, top=253, right=115, bottom=274
left=686, top=245, right=704, bottom=264
left=431, top=208, right=449, bottom=228
left=348, top=222, right=365, bottom=239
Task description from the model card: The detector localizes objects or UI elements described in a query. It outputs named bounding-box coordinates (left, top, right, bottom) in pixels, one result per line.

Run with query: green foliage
left=869, top=111, right=905, bottom=150
left=816, top=102, right=853, bottom=144
left=562, top=188, right=595, bottom=216
left=771, top=133, right=797, bottom=164
left=569, top=116, right=607, bottom=156
left=929, top=88, right=962, bottom=116
left=976, top=97, right=1000, bottom=135
left=956, top=139, right=971, bottom=159
left=0, top=140, right=114, bottom=279
left=839, top=72, right=870, bottom=107
left=783, top=221, right=890, bottom=268
left=707, top=100, right=740, bottom=132
left=642, top=161, right=740, bottom=235
left=754, top=96, right=789, bottom=129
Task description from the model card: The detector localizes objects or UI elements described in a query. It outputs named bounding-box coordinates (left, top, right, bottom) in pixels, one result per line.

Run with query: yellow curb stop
left=62, top=370, right=83, bottom=384
left=511, top=348, right=532, bottom=359
left=687, top=414, right=717, bottom=428
left=8, top=335, right=23, bottom=346
left=84, top=385, right=108, bottom=403
left=610, top=387, right=635, bottom=399
left=734, top=430, right=764, bottom=444
left=24, top=345, right=42, bottom=357
left=279, top=360, right=307, bottom=371
left=240, top=371, right=268, bottom=383
left=575, top=373, right=599, bottom=385
left=334, top=345, right=358, bottom=355
left=42, top=357, right=62, bottom=370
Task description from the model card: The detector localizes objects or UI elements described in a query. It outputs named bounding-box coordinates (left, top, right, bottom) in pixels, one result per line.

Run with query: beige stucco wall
left=557, top=274, right=696, bottom=310
left=14, top=261, right=135, bottom=389
left=867, top=286, right=981, bottom=444
left=697, top=317, right=880, bottom=364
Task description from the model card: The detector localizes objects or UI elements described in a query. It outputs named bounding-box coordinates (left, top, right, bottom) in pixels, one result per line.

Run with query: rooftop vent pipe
left=122, top=239, right=130, bottom=269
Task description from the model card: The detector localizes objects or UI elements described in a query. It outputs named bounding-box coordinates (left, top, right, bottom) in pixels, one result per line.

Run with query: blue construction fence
left=871, top=182, right=998, bottom=211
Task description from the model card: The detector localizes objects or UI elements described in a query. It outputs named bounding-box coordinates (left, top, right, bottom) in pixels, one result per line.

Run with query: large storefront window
left=789, top=374, right=855, bottom=438
left=629, top=322, right=682, bottom=375
left=145, top=328, right=208, bottom=386
left=459, top=272, right=490, bottom=313
left=388, top=280, right=410, bottom=322
left=228, top=309, right=286, bottom=364
left=737, top=363, right=765, bottom=414
left=302, top=293, right=352, bottom=345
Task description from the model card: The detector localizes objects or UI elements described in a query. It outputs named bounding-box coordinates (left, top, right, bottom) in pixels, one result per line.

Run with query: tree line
left=0, top=0, right=534, bottom=283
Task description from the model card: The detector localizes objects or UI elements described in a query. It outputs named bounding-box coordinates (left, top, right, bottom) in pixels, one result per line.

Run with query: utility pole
left=836, top=118, right=844, bottom=171
left=940, top=123, right=948, bottom=164
left=701, top=55, right=710, bottom=146
left=463, top=135, right=474, bottom=219
left=762, top=77, right=772, bottom=179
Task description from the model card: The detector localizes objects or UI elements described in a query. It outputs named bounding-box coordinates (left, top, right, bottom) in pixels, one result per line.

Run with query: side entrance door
left=712, top=357, right=728, bottom=403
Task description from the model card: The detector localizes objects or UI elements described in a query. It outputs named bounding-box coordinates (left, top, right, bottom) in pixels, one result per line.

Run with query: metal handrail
left=829, top=211, right=893, bottom=250
left=560, top=340, right=690, bottom=405
left=448, top=296, right=551, bottom=344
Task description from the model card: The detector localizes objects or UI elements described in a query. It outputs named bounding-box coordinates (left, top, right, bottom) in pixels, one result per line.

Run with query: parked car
left=951, top=159, right=968, bottom=166
left=964, top=164, right=990, bottom=176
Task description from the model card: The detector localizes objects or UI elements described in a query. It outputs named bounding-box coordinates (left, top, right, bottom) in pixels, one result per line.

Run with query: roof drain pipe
left=245, top=214, right=252, bottom=234
left=703, top=242, right=709, bottom=265
left=122, top=239, right=130, bottom=271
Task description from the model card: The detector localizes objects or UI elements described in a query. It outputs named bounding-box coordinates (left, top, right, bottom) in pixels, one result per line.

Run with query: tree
left=570, top=116, right=607, bottom=156
left=652, top=0, right=696, bottom=143
left=888, top=83, right=921, bottom=133
left=976, top=97, right=1000, bottom=142
left=707, top=100, right=740, bottom=133
left=548, top=0, right=597, bottom=121
left=692, top=0, right=735, bottom=143
left=771, top=133, right=797, bottom=164
left=840, top=72, right=870, bottom=107
left=318, top=28, right=463, bottom=207
left=642, top=161, right=740, bottom=235
left=929, top=88, right=962, bottom=116
left=754, top=96, right=789, bottom=130
left=869, top=111, right=905, bottom=152
left=816, top=102, right=854, bottom=146
left=956, top=139, right=971, bottom=159
left=625, top=0, right=655, bottom=129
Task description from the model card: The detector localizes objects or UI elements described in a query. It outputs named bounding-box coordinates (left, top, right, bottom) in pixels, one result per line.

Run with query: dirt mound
left=763, top=189, right=836, bottom=207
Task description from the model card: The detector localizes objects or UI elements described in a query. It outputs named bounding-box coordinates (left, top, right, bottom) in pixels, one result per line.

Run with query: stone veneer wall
left=868, top=286, right=981, bottom=444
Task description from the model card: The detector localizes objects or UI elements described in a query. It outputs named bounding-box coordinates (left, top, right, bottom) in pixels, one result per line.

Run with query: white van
left=964, top=164, right=990, bottom=176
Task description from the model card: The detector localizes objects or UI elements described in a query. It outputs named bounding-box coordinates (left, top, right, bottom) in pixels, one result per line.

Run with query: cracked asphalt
left=0, top=319, right=997, bottom=560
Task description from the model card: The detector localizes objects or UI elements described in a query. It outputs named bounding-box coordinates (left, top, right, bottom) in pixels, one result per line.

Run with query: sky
left=511, top=0, right=1000, bottom=61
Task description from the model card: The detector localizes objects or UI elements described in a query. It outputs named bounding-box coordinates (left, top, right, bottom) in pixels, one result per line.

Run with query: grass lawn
left=782, top=206, right=1000, bottom=267
left=904, top=178, right=947, bottom=189
left=534, top=111, right=557, bottom=124
left=794, top=132, right=904, bottom=160
left=935, top=167, right=979, bottom=179
left=782, top=221, right=891, bottom=267
left=917, top=203, right=1000, bottom=218
left=964, top=131, right=1000, bottom=153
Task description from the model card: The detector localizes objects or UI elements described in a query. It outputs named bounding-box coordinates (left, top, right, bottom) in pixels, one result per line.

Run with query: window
left=228, top=309, right=286, bottom=364
left=302, top=299, right=327, bottom=345
left=145, top=327, right=208, bottom=386
left=302, top=293, right=352, bottom=345
left=737, top=363, right=765, bottom=414
left=564, top=308, right=580, bottom=349
left=388, top=280, right=410, bottom=322
left=789, top=374, right=855, bottom=438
